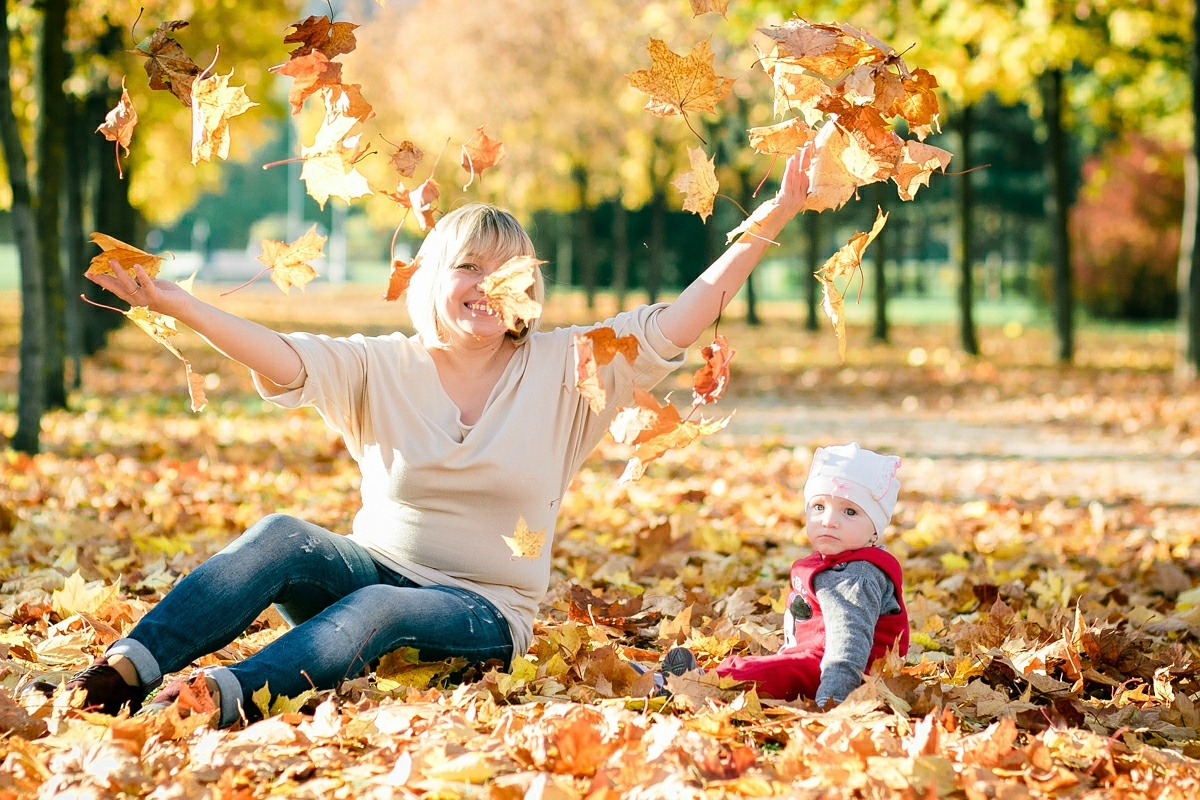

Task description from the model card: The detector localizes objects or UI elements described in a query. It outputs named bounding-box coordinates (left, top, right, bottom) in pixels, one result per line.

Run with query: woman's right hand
left=86, top=261, right=190, bottom=318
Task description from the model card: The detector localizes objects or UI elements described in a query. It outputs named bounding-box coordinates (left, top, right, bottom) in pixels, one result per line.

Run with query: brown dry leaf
left=619, top=414, right=731, bottom=483
left=759, top=18, right=893, bottom=81
left=283, top=14, right=359, bottom=59
left=132, top=20, right=200, bottom=106
left=257, top=224, right=326, bottom=295
left=480, top=255, right=544, bottom=334
left=97, top=79, right=137, bottom=179
left=325, top=82, right=375, bottom=125
left=609, top=387, right=681, bottom=447
left=409, top=178, right=441, bottom=231
left=760, top=45, right=829, bottom=125
left=461, top=126, right=506, bottom=188
left=573, top=327, right=640, bottom=414
left=384, top=256, right=422, bottom=301
left=747, top=118, right=815, bottom=157
left=692, top=334, right=735, bottom=406
left=0, top=687, right=48, bottom=740
left=389, top=140, right=424, bottom=178
left=626, top=38, right=733, bottom=120
left=190, top=70, right=257, bottom=165
left=689, top=0, right=730, bottom=16
left=125, top=307, right=207, bottom=412
left=893, top=68, right=942, bottom=140
left=816, top=208, right=888, bottom=362
left=894, top=140, right=953, bottom=201
left=271, top=51, right=344, bottom=116
left=672, top=145, right=719, bottom=222
left=85, top=233, right=163, bottom=280
left=503, top=516, right=546, bottom=560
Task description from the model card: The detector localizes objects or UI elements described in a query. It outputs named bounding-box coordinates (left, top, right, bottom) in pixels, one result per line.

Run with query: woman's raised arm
left=657, top=148, right=812, bottom=349
left=87, top=263, right=304, bottom=387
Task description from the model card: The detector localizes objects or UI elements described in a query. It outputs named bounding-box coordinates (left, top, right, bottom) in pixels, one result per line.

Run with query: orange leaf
left=689, top=0, right=730, bottom=17
left=389, top=140, right=424, bottom=178
left=407, top=178, right=441, bottom=231
left=96, top=79, right=137, bottom=178
left=692, top=334, right=735, bottom=406
left=257, top=224, right=326, bottom=295
left=131, top=20, right=200, bottom=106
left=626, top=38, right=733, bottom=120
left=672, top=146, right=719, bottom=222
left=759, top=45, right=829, bottom=125
left=384, top=255, right=422, bottom=302
left=893, top=69, right=942, bottom=140
left=190, top=70, right=257, bottom=165
left=283, top=14, right=359, bottom=59
left=460, top=126, right=506, bottom=188
left=758, top=18, right=893, bottom=82
left=620, top=414, right=732, bottom=484
left=894, top=140, right=953, bottom=201
left=573, top=327, right=640, bottom=414
left=608, top=387, right=681, bottom=447
left=816, top=208, right=888, bottom=362
left=480, top=255, right=544, bottom=334
left=85, top=233, right=163, bottom=280
left=747, top=118, right=815, bottom=157
left=271, top=51, right=343, bottom=116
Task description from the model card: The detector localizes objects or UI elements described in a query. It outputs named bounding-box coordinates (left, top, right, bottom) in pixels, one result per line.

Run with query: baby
left=668, top=442, right=909, bottom=706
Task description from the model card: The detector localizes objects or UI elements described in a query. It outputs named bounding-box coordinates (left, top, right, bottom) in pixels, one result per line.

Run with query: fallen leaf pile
left=4, top=298, right=1197, bottom=796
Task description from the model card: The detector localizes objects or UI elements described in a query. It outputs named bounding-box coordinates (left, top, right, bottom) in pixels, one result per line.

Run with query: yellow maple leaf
left=672, top=145, right=719, bottom=222
left=816, top=208, right=888, bottom=362
left=747, top=118, right=816, bottom=157
left=190, top=70, right=257, bottom=165
left=893, top=140, right=953, bottom=201
left=503, top=516, right=546, bottom=560
left=85, top=233, right=163, bottom=280
left=689, top=0, right=730, bottom=16
left=626, top=38, right=733, bottom=130
left=96, top=79, right=137, bottom=178
left=125, top=307, right=208, bottom=412
left=480, top=255, right=544, bottom=334
left=300, top=101, right=373, bottom=209
left=257, top=224, right=326, bottom=295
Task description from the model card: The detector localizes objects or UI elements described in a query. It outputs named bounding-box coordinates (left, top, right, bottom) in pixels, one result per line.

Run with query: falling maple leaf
left=384, top=256, right=422, bottom=301
left=816, top=207, right=888, bottom=362
left=190, top=69, right=257, bottom=165
left=272, top=51, right=344, bottom=116
left=125, top=306, right=207, bottom=412
left=759, top=45, right=829, bottom=125
left=325, top=82, right=376, bottom=125
left=480, top=255, right=544, bottom=333
left=85, top=233, right=163, bottom=280
left=389, top=140, right=424, bottom=178
left=758, top=18, right=894, bottom=82
left=692, top=334, right=735, bottom=406
left=626, top=38, right=733, bottom=138
left=300, top=110, right=373, bottom=209
left=257, top=224, right=326, bottom=295
left=609, top=387, right=681, bottom=447
left=131, top=20, right=200, bottom=106
left=620, top=414, right=732, bottom=484
left=689, top=0, right=731, bottom=17
left=893, top=69, right=942, bottom=140
left=672, top=145, right=719, bottom=222
left=503, top=516, right=546, bottom=560
left=894, top=140, right=953, bottom=201
left=747, top=118, right=815, bottom=157
left=96, top=79, right=137, bottom=179
left=573, top=327, right=640, bottom=414
left=461, top=127, right=506, bottom=188
left=283, top=15, right=360, bottom=60
left=387, top=178, right=442, bottom=232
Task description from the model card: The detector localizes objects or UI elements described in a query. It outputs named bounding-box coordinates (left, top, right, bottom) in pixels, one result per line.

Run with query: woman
left=61, top=151, right=810, bottom=727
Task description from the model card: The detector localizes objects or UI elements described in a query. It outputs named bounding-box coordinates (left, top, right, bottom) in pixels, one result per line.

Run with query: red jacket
left=782, top=547, right=909, bottom=661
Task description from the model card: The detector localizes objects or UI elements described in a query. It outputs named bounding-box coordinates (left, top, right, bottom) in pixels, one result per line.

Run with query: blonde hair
left=406, top=203, right=543, bottom=347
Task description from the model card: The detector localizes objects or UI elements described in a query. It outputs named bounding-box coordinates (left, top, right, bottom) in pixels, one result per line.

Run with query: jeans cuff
left=200, top=666, right=245, bottom=728
left=105, top=638, right=162, bottom=688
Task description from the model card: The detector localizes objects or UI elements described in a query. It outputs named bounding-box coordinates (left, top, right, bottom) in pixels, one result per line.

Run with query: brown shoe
left=29, top=657, right=146, bottom=715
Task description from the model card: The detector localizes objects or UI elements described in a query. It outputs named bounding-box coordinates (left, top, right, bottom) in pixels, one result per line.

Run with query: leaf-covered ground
left=2, top=288, right=1199, bottom=798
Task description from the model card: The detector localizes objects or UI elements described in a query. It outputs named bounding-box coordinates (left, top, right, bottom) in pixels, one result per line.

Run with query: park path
left=719, top=399, right=1199, bottom=507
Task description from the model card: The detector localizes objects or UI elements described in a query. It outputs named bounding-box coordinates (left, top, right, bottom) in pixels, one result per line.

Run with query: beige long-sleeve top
left=253, top=304, right=686, bottom=655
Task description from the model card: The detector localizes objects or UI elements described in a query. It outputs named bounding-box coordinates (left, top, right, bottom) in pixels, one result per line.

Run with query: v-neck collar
left=421, top=342, right=527, bottom=439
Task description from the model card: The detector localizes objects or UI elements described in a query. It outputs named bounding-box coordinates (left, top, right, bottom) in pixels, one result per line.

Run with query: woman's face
left=435, top=252, right=509, bottom=344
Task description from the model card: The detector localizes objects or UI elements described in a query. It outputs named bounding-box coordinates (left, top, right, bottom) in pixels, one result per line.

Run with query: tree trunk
left=647, top=186, right=665, bottom=305
left=1, top=0, right=45, bottom=453
left=1178, top=7, right=1200, bottom=381
left=738, top=169, right=761, bottom=326
left=871, top=185, right=889, bottom=343
left=572, top=166, right=596, bottom=310
left=37, top=0, right=69, bottom=409
left=612, top=198, right=629, bottom=311
left=554, top=213, right=572, bottom=293
left=804, top=211, right=821, bottom=332
left=85, top=89, right=132, bottom=355
left=1042, top=69, right=1074, bottom=363
left=64, top=95, right=89, bottom=389
left=956, top=103, right=979, bottom=356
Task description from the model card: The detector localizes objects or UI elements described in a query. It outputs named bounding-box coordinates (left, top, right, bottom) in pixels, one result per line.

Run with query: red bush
left=1069, top=135, right=1182, bottom=320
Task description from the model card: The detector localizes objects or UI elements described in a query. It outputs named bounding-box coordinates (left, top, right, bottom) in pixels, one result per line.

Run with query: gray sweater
left=811, top=559, right=902, bottom=705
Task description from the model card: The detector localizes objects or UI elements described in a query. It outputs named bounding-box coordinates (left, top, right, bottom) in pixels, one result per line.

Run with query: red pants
left=715, top=650, right=822, bottom=701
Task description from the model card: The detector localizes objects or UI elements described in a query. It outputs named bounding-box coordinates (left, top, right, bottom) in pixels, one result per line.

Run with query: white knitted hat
left=803, top=442, right=902, bottom=536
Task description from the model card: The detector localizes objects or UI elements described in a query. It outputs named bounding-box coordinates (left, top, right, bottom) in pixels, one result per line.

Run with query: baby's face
left=805, top=494, right=877, bottom=556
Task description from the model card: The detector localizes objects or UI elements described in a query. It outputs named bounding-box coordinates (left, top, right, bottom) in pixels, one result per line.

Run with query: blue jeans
left=107, top=514, right=513, bottom=726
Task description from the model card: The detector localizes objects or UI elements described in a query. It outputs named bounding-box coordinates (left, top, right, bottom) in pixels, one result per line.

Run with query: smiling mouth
left=466, top=301, right=496, bottom=316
